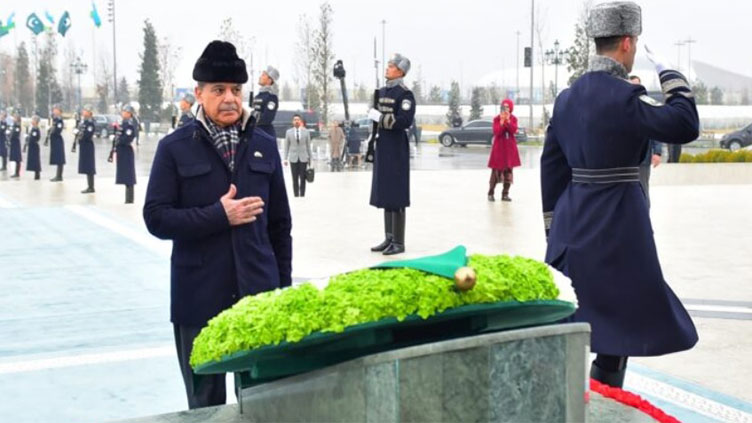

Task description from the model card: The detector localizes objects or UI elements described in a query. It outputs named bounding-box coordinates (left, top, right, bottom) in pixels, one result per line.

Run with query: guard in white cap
left=367, top=53, right=416, bottom=256
left=252, top=65, right=280, bottom=138
left=541, top=1, right=699, bottom=388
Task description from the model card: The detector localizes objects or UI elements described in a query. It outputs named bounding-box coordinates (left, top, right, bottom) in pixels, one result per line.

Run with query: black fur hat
left=192, top=40, right=248, bottom=83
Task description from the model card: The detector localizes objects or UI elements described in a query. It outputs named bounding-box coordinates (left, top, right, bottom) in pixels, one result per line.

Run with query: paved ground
left=0, top=131, right=750, bottom=422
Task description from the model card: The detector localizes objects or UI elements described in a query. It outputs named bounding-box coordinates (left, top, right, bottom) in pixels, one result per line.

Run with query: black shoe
left=590, top=362, right=626, bottom=388
left=10, top=174, right=19, bottom=179
left=488, top=195, right=495, bottom=202
left=501, top=195, right=512, bottom=202
left=371, top=211, right=394, bottom=252
left=81, top=187, right=95, bottom=194
left=50, top=176, right=63, bottom=182
left=382, top=242, right=405, bottom=255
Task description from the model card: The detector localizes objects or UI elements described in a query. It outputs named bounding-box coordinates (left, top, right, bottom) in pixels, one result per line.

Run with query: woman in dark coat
left=26, top=115, right=42, bottom=179
left=487, top=99, right=521, bottom=201
left=75, top=105, right=97, bottom=193
left=48, top=105, right=66, bottom=181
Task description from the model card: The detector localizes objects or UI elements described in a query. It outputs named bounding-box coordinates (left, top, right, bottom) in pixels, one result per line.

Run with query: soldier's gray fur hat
left=264, top=66, right=280, bottom=83
left=182, top=93, right=196, bottom=105
left=31, top=114, right=40, bottom=123
left=82, top=104, right=94, bottom=113
left=121, top=104, right=136, bottom=114
left=388, top=53, right=411, bottom=75
left=587, top=1, right=642, bottom=38
left=52, top=104, right=63, bottom=111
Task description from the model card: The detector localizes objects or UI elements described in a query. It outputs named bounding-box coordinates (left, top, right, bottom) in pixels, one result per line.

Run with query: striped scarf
left=204, top=117, right=241, bottom=171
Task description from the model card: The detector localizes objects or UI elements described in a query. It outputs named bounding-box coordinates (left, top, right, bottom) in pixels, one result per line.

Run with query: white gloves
left=367, top=108, right=382, bottom=123
left=645, top=45, right=670, bottom=74
left=73, top=128, right=80, bottom=135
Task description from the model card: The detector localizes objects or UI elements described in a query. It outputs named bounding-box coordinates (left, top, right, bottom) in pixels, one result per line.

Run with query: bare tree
left=534, top=2, right=549, bottom=103
left=96, top=54, right=113, bottom=113
left=218, top=18, right=255, bottom=88
left=0, top=52, right=16, bottom=108
left=157, top=36, right=182, bottom=102
left=312, top=2, right=335, bottom=124
left=293, top=14, right=315, bottom=109
left=566, top=1, right=594, bottom=86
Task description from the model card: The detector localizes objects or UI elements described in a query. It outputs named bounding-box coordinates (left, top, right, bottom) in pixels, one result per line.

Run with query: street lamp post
left=70, top=57, right=88, bottom=111
left=545, top=40, right=566, bottom=99
left=107, top=0, right=117, bottom=106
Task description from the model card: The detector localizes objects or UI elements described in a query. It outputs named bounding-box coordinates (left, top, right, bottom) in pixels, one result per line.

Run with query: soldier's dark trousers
left=173, top=324, right=231, bottom=409
left=290, top=161, right=307, bottom=197
left=11, top=161, right=20, bottom=177
left=125, top=185, right=134, bottom=204
left=668, top=144, right=682, bottom=163
left=1, top=156, right=6, bottom=170
left=591, top=354, right=628, bottom=388
left=50, top=165, right=63, bottom=182
left=382, top=209, right=406, bottom=256
left=82, top=174, right=95, bottom=194
left=34, top=171, right=40, bottom=180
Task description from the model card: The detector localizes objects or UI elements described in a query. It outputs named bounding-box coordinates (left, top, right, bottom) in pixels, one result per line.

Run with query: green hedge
left=189, top=254, right=559, bottom=367
left=680, top=149, right=752, bottom=163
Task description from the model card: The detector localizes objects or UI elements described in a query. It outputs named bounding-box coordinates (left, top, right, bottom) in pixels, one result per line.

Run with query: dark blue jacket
left=177, top=111, right=194, bottom=128
left=26, top=126, right=41, bottom=172
left=9, top=122, right=22, bottom=162
left=49, top=116, right=66, bottom=165
left=252, top=90, right=278, bottom=138
left=143, top=112, right=292, bottom=327
left=115, top=118, right=137, bottom=185
left=541, top=61, right=699, bottom=356
left=78, top=118, right=96, bottom=175
left=0, top=120, right=7, bottom=157
left=370, top=82, right=415, bottom=210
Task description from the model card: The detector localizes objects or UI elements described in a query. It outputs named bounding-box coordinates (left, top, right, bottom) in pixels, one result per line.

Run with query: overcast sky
left=0, top=0, right=748, bottom=93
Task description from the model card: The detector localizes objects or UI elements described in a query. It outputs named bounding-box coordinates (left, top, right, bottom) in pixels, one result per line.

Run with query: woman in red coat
left=487, top=99, right=521, bottom=201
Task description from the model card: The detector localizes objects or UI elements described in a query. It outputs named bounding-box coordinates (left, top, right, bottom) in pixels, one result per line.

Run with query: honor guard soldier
left=252, top=66, right=280, bottom=138
left=112, top=105, right=137, bottom=203
left=0, top=110, right=8, bottom=171
left=177, top=93, right=196, bottom=128
left=368, top=53, right=416, bottom=256
left=541, top=1, right=699, bottom=388
left=25, top=115, right=42, bottom=180
left=9, top=110, right=22, bottom=178
left=74, top=105, right=97, bottom=193
left=48, top=105, right=66, bottom=182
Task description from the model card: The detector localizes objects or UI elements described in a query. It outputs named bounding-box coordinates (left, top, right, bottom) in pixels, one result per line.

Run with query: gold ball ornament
left=454, top=267, right=477, bottom=292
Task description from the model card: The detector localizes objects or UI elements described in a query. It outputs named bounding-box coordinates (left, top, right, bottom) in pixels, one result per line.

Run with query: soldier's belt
left=571, top=167, right=640, bottom=184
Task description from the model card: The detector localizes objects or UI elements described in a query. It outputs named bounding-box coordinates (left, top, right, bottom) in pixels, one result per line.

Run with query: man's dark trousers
left=290, top=160, right=307, bottom=197
left=174, top=325, right=229, bottom=408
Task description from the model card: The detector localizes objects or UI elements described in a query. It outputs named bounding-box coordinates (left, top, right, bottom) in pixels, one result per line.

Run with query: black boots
left=34, top=171, right=40, bottom=180
left=1, top=156, right=6, bottom=171
left=591, top=355, right=627, bottom=388
left=371, top=211, right=393, bottom=252
left=382, top=209, right=405, bottom=256
left=125, top=185, right=134, bottom=204
left=11, top=162, right=20, bottom=178
left=50, top=165, right=63, bottom=182
left=82, top=174, right=95, bottom=193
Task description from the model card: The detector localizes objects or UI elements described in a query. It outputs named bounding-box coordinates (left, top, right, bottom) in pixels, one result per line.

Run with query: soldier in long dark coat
left=541, top=2, right=699, bottom=388
left=74, top=105, right=97, bottom=193
left=251, top=66, right=280, bottom=139
left=48, top=105, right=66, bottom=182
left=177, top=93, right=196, bottom=128
left=8, top=111, right=23, bottom=178
left=25, top=115, right=42, bottom=180
left=0, top=110, right=8, bottom=171
left=368, top=53, right=416, bottom=256
left=112, top=105, right=137, bottom=203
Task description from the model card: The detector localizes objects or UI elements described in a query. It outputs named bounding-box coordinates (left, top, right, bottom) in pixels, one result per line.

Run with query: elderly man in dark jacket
left=143, top=40, right=292, bottom=409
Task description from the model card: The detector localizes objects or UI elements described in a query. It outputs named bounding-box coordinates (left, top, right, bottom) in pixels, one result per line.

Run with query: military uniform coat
left=370, top=81, right=416, bottom=210
left=115, top=118, right=137, bottom=185
left=9, top=122, right=22, bottom=162
left=49, top=116, right=66, bottom=165
left=252, top=90, right=279, bottom=138
left=177, top=110, right=194, bottom=128
left=26, top=127, right=42, bottom=172
left=0, top=121, right=8, bottom=158
left=78, top=118, right=96, bottom=175
left=143, top=108, right=292, bottom=326
left=541, top=56, right=699, bottom=357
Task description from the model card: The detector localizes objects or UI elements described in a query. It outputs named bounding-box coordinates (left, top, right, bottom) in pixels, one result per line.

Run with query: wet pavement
left=0, top=129, right=750, bottom=422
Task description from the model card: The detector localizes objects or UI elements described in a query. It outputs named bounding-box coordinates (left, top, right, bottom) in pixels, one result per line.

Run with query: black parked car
left=273, top=110, right=321, bottom=139
left=719, top=123, right=752, bottom=151
left=438, top=120, right=527, bottom=147
left=93, top=114, right=120, bottom=138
